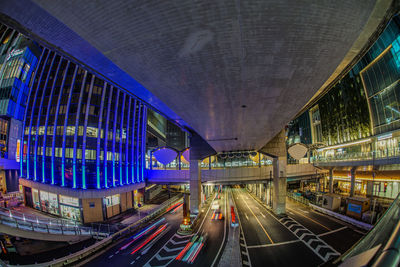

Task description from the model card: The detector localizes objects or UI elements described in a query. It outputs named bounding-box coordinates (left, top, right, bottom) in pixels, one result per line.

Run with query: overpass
left=147, top=164, right=323, bottom=185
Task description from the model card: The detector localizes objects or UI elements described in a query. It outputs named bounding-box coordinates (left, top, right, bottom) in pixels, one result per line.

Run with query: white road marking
left=130, top=260, right=135, bottom=265
left=318, top=226, right=347, bottom=237
left=247, top=239, right=301, bottom=248
left=245, top=213, right=249, bottom=220
left=260, top=213, right=266, bottom=218
left=108, top=254, right=113, bottom=259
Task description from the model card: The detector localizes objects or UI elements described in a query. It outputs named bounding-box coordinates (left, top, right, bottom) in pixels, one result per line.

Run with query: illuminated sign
left=16, top=139, right=20, bottom=162
left=6, top=49, right=24, bottom=61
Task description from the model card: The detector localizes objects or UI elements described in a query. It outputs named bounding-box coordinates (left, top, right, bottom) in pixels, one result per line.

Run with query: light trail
left=119, top=217, right=165, bottom=251
left=170, top=203, right=183, bottom=213
left=130, top=224, right=168, bottom=255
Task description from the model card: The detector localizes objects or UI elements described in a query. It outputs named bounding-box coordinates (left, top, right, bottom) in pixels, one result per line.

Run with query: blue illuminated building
left=17, top=44, right=148, bottom=223
left=0, top=23, right=40, bottom=192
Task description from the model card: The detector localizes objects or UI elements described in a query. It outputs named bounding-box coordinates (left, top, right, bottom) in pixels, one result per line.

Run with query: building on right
left=287, top=15, right=400, bottom=200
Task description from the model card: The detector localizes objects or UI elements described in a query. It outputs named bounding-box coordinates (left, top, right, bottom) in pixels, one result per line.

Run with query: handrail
left=6, top=194, right=183, bottom=267
left=312, top=147, right=400, bottom=163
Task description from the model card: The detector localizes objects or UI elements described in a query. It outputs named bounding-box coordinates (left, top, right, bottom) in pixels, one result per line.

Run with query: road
left=232, top=188, right=365, bottom=267
left=85, top=188, right=228, bottom=267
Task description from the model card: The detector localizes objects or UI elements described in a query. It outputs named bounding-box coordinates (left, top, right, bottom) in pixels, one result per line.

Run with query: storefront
left=23, top=186, right=82, bottom=222
left=59, top=195, right=81, bottom=222
left=21, top=179, right=144, bottom=223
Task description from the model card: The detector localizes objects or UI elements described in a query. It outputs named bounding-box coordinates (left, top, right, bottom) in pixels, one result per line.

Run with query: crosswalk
left=279, top=216, right=340, bottom=262
left=143, top=233, right=193, bottom=267
left=239, top=229, right=251, bottom=267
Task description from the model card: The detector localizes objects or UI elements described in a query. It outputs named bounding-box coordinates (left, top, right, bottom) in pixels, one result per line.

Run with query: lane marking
left=232, top=189, right=252, bottom=267
left=318, top=226, right=347, bottom=237
left=240, top=192, right=274, bottom=244
left=260, top=213, right=266, bottom=218
left=130, top=260, right=135, bottom=265
left=211, top=188, right=228, bottom=267
left=287, top=207, right=331, bottom=231
left=108, top=254, right=113, bottom=259
left=245, top=213, right=249, bottom=220
left=247, top=239, right=301, bottom=248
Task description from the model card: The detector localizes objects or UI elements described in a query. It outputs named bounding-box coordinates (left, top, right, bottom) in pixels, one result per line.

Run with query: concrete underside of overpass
left=0, top=0, right=395, bottom=152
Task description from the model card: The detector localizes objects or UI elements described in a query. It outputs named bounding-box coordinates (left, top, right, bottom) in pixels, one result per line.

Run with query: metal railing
left=287, top=191, right=310, bottom=206
left=312, top=147, right=400, bottom=163
left=7, top=194, right=183, bottom=267
left=0, top=207, right=105, bottom=237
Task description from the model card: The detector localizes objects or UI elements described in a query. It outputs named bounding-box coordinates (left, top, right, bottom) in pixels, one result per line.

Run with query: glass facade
left=21, top=48, right=148, bottom=190
left=0, top=23, right=40, bottom=163
left=289, top=16, right=400, bottom=149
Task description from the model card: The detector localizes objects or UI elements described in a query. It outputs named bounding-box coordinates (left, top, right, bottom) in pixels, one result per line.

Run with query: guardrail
left=287, top=191, right=310, bottom=206
left=312, top=148, right=400, bottom=164
left=0, top=207, right=107, bottom=237
left=7, top=194, right=183, bottom=267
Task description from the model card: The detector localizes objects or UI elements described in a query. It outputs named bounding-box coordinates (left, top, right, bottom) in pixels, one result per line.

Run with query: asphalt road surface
left=232, top=188, right=365, bottom=267
left=85, top=188, right=228, bottom=267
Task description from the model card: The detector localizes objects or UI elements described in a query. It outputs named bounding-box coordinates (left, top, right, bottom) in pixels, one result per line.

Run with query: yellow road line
left=240, top=193, right=274, bottom=244
left=287, top=207, right=331, bottom=231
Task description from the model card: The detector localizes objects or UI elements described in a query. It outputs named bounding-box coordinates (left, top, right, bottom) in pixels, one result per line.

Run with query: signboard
left=15, top=139, right=20, bottom=162
left=6, top=49, right=24, bottom=61
left=348, top=203, right=362, bottom=214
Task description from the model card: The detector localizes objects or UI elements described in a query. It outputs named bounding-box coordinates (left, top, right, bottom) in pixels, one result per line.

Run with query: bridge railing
left=312, top=147, right=400, bottom=163
left=0, top=207, right=113, bottom=237
left=6, top=194, right=183, bottom=267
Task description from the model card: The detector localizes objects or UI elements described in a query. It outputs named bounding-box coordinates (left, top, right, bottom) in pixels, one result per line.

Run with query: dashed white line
left=130, top=260, right=135, bottom=265
left=108, top=254, right=113, bottom=259
left=245, top=213, right=249, bottom=220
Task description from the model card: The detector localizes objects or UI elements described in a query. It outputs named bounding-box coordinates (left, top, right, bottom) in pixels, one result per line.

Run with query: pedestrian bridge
left=147, top=164, right=322, bottom=185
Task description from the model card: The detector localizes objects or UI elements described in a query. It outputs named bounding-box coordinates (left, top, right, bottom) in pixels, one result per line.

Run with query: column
left=273, top=156, right=287, bottom=215
left=350, top=167, right=356, bottom=197
left=190, top=159, right=201, bottom=215
left=329, top=168, right=334, bottom=193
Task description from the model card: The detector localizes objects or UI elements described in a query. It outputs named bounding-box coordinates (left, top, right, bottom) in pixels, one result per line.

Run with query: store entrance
left=24, top=187, right=33, bottom=208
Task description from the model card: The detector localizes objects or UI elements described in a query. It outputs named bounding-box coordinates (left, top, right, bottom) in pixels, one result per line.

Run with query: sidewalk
left=218, top=189, right=241, bottom=267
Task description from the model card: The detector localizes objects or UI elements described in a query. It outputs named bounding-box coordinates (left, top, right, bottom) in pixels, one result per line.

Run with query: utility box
left=322, top=193, right=341, bottom=211
left=346, top=196, right=370, bottom=220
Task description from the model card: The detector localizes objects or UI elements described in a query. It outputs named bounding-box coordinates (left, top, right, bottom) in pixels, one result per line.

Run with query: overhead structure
left=0, top=0, right=395, bottom=152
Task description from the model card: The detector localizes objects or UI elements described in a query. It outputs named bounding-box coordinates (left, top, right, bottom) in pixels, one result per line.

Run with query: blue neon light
left=96, top=83, right=107, bottom=189
left=81, top=76, right=94, bottom=190
left=43, top=57, right=62, bottom=184
left=51, top=61, right=70, bottom=185
left=131, top=100, right=137, bottom=184
left=61, top=66, right=78, bottom=187
left=141, top=106, right=147, bottom=182
left=72, top=71, right=88, bottom=188
left=119, top=93, right=126, bottom=186
left=23, top=50, right=44, bottom=179
left=136, top=105, right=142, bottom=183
left=112, top=91, right=120, bottom=187
left=104, top=86, right=114, bottom=189
left=35, top=52, right=56, bottom=183
left=125, top=97, right=131, bottom=185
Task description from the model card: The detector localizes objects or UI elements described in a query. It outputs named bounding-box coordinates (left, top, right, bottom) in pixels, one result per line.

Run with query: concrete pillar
left=190, top=159, right=201, bottom=214
left=329, top=168, right=334, bottom=193
left=366, top=180, right=373, bottom=197
left=350, top=168, right=356, bottom=197
left=273, top=156, right=287, bottom=214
